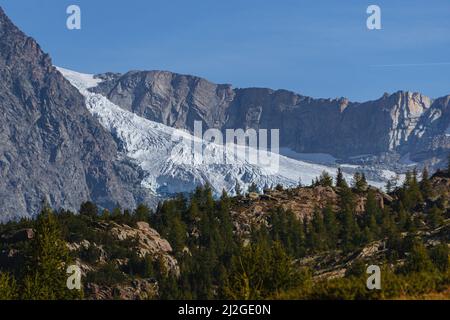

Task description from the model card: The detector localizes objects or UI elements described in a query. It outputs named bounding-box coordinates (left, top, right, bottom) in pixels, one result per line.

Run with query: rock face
left=0, top=7, right=148, bottom=221
left=86, top=279, right=158, bottom=300
left=108, top=221, right=179, bottom=275
left=230, top=186, right=392, bottom=239
left=407, top=95, right=450, bottom=164
left=92, top=71, right=448, bottom=165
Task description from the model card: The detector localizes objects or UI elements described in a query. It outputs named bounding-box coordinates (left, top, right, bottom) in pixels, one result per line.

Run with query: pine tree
left=427, top=205, right=444, bottom=228
left=79, top=201, right=98, bottom=218
left=420, top=167, right=432, bottom=199
left=23, top=206, right=82, bottom=300
left=353, top=172, right=368, bottom=192
left=364, top=189, right=380, bottom=239
left=401, top=169, right=423, bottom=210
left=318, top=171, right=333, bottom=187
left=223, top=241, right=298, bottom=299
left=111, top=205, right=122, bottom=220
left=404, top=240, right=435, bottom=273
left=323, top=204, right=339, bottom=249
left=429, top=244, right=449, bottom=272
left=168, top=216, right=187, bottom=254
left=338, top=186, right=360, bottom=251
left=133, top=204, right=151, bottom=222
left=312, top=208, right=327, bottom=251
left=336, top=167, right=348, bottom=188
left=101, top=209, right=110, bottom=220
left=0, top=272, right=18, bottom=300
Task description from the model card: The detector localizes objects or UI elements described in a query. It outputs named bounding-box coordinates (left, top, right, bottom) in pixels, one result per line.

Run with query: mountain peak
left=0, top=7, right=147, bottom=220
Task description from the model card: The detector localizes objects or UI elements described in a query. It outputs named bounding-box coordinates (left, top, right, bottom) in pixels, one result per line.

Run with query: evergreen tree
left=401, top=169, right=423, bottom=210
left=420, top=167, right=432, bottom=199
left=100, top=209, right=110, bottom=220
left=429, top=244, right=449, bottom=272
left=311, top=208, right=327, bottom=251
left=338, top=186, right=360, bottom=251
left=323, top=204, right=339, bottom=249
left=363, top=189, right=380, bottom=240
left=317, top=171, right=333, bottom=187
left=0, top=272, right=18, bottom=300
left=133, top=204, right=152, bottom=222
left=167, top=216, right=187, bottom=255
left=336, top=167, right=348, bottom=188
left=404, top=240, right=435, bottom=273
left=23, top=206, right=82, bottom=300
left=353, top=172, right=368, bottom=192
left=79, top=201, right=98, bottom=218
left=427, top=205, right=444, bottom=228
left=111, top=205, right=122, bottom=220
left=223, top=241, right=299, bottom=299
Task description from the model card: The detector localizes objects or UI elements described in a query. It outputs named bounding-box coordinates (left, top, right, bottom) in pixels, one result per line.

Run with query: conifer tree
left=353, top=172, right=368, bottom=192
left=312, top=208, right=327, bottom=251
left=404, top=240, right=435, bottom=273
left=79, top=201, right=98, bottom=218
left=323, top=204, right=339, bottom=249
left=420, top=167, right=432, bottom=199
left=23, top=206, right=82, bottom=300
left=0, top=272, right=18, bottom=300
left=133, top=204, right=151, bottom=222
left=427, top=205, right=444, bottom=228
left=364, top=189, right=380, bottom=239
left=429, top=244, right=449, bottom=272
left=338, top=186, right=360, bottom=251
left=318, top=171, right=333, bottom=187
left=336, top=167, right=348, bottom=188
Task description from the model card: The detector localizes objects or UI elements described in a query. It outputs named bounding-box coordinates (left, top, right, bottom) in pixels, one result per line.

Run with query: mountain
left=59, top=68, right=365, bottom=199
left=0, top=6, right=448, bottom=221
left=91, top=70, right=450, bottom=167
left=0, top=7, right=149, bottom=221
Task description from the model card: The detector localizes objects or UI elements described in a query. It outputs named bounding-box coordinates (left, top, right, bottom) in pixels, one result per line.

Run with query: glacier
left=58, top=67, right=384, bottom=198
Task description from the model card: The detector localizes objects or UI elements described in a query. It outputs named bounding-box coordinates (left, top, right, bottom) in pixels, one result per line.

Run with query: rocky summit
left=92, top=71, right=449, bottom=168
left=0, top=7, right=149, bottom=221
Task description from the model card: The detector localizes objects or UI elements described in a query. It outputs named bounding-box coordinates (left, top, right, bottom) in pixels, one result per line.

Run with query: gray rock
left=92, top=71, right=449, bottom=166
left=0, top=7, right=151, bottom=221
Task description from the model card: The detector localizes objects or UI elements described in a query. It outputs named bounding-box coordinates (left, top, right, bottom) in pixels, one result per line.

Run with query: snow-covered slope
left=58, top=67, right=381, bottom=197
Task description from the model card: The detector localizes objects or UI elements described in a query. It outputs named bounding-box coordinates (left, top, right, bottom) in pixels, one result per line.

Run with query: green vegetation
left=0, top=164, right=449, bottom=300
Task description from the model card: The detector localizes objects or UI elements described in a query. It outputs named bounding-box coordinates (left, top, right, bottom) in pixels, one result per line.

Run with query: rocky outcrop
left=407, top=95, right=450, bottom=166
left=230, top=186, right=391, bottom=238
left=86, top=279, right=158, bottom=300
left=108, top=221, right=179, bottom=275
left=0, top=7, right=149, bottom=221
left=299, top=221, right=450, bottom=281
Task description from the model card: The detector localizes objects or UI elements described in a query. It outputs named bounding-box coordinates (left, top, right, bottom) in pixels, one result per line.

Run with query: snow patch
left=58, top=67, right=384, bottom=196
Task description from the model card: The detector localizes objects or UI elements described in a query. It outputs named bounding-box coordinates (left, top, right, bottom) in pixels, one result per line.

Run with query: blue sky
left=1, top=0, right=449, bottom=101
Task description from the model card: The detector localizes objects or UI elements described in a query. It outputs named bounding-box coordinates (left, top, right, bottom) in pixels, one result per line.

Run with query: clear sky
left=1, top=0, right=449, bottom=101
